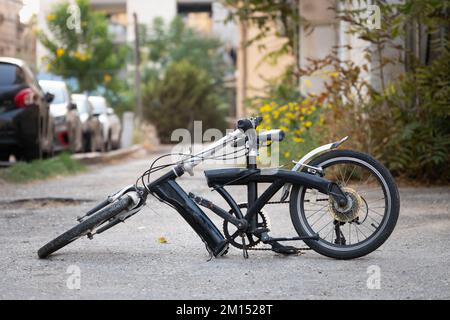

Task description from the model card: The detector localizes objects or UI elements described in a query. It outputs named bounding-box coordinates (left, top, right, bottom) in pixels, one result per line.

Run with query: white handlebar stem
left=181, top=129, right=244, bottom=175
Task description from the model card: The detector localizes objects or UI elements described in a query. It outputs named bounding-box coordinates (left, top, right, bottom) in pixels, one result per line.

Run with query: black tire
left=37, top=196, right=131, bottom=259
left=105, top=131, right=112, bottom=152
left=0, top=153, right=10, bottom=162
left=82, top=131, right=91, bottom=153
left=23, top=118, right=43, bottom=161
left=289, top=149, right=400, bottom=260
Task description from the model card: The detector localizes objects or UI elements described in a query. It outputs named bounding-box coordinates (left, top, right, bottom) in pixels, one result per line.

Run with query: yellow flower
left=103, top=74, right=111, bottom=83
left=303, top=79, right=312, bottom=88
left=260, top=104, right=272, bottom=113
left=280, top=126, right=288, bottom=132
left=56, top=48, right=64, bottom=57
left=328, top=71, right=339, bottom=78
left=319, top=115, right=325, bottom=125
left=47, top=14, right=56, bottom=21
left=284, top=151, right=290, bottom=158
left=304, top=121, right=313, bottom=128
left=286, top=112, right=295, bottom=120
left=73, top=51, right=90, bottom=61
left=293, top=137, right=304, bottom=143
left=272, top=110, right=280, bottom=119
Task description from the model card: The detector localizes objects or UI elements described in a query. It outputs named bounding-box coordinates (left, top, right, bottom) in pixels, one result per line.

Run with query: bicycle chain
left=237, top=200, right=312, bottom=252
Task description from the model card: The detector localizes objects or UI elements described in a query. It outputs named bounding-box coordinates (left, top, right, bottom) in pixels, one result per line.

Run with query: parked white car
left=71, top=94, right=103, bottom=152
left=39, top=80, right=82, bottom=153
left=88, top=96, right=121, bottom=150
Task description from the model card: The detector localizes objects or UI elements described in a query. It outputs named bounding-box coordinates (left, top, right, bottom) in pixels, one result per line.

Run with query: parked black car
left=0, top=57, right=54, bottom=161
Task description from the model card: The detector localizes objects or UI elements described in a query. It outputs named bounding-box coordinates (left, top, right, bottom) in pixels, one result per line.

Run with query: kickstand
left=242, top=235, right=249, bottom=259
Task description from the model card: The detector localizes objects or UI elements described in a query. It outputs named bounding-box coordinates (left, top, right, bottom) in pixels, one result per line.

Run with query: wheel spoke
left=345, top=165, right=357, bottom=186
left=310, top=210, right=329, bottom=227
left=306, top=204, right=328, bottom=219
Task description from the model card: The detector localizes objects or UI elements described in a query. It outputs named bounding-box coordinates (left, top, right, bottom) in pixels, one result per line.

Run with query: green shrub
left=0, top=153, right=86, bottom=183
left=143, top=60, right=227, bottom=143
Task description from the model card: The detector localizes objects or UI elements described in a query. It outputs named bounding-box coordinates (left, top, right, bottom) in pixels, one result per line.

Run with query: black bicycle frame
left=146, top=162, right=347, bottom=257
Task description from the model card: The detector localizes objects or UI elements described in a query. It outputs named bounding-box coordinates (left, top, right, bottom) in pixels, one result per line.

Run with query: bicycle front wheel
left=37, top=196, right=132, bottom=259
left=289, top=149, right=400, bottom=259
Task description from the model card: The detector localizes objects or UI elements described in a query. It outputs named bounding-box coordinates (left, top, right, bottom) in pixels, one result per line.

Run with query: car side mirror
left=45, top=92, right=54, bottom=103
left=69, top=102, right=77, bottom=110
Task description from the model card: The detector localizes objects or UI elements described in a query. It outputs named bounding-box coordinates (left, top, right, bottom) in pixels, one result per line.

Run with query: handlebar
left=236, top=116, right=263, bottom=132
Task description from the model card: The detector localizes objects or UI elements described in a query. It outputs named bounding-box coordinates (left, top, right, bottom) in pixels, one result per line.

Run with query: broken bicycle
left=38, top=117, right=399, bottom=260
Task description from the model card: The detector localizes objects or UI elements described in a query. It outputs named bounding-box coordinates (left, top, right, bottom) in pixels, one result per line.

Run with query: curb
left=71, top=145, right=145, bottom=164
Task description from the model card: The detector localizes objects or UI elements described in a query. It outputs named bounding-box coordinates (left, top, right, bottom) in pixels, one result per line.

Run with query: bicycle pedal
left=253, top=228, right=270, bottom=236
left=270, top=242, right=298, bottom=255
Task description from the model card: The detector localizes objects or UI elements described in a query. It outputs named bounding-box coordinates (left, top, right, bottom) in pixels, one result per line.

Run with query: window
left=0, top=63, right=25, bottom=86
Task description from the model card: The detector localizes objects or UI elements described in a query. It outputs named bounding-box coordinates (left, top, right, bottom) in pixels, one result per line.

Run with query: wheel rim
left=296, top=157, right=392, bottom=251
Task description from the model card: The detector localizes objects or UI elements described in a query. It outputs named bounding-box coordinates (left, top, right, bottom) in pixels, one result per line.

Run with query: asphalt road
left=0, top=151, right=449, bottom=299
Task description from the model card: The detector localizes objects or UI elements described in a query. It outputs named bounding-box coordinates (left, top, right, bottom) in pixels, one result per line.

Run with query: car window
left=90, top=98, right=107, bottom=114
left=23, top=65, right=43, bottom=94
left=72, top=97, right=88, bottom=113
left=0, top=63, right=25, bottom=86
left=41, top=85, right=68, bottom=104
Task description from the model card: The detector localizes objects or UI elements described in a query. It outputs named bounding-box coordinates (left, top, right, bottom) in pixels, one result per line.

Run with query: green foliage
left=143, top=17, right=231, bottom=85
left=381, top=47, right=450, bottom=180
left=143, top=60, right=227, bottom=143
left=0, top=153, right=86, bottom=183
left=141, top=17, right=231, bottom=142
left=233, top=0, right=450, bottom=181
left=38, top=0, right=127, bottom=93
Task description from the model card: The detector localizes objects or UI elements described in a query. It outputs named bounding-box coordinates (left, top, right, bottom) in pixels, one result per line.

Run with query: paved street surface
left=0, top=150, right=449, bottom=299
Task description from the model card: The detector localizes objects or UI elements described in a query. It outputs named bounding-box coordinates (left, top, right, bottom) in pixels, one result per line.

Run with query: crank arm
left=261, top=234, right=320, bottom=243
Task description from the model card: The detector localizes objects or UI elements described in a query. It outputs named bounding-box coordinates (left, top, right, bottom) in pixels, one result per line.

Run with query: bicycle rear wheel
left=37, top=196, right=132, bottom=259
left=289, top=149, right=400, bottom=259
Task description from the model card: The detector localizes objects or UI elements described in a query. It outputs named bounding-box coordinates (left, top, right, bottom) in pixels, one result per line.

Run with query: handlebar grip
left=254, top=116, right=263, bottom=128
left=257, top=129, right=285, bottom=142
left=237, top=118, right=253, bottom=131
left=237, top=116, right=263, bottom=131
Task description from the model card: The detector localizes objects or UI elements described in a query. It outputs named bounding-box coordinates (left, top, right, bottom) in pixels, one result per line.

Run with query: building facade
left=0, top=0, right=36, bottom=67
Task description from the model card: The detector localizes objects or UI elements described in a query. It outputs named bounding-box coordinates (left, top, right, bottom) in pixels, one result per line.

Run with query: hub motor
left=328, top=187, right=363, bottom=222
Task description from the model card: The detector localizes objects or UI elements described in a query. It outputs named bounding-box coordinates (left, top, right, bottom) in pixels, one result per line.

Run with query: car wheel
left=105, top=131, right=112, bottom=152
left=95, top=128, right=105, bottom=152
left=82, top=131, right=91, bottom=153
left=75, top=124, right=83, bottom=153
left=0, top=153, right=10, bottom=162
left=23, top=117, right=43, bottom=161
left=42, top=116, right=54, bottom=158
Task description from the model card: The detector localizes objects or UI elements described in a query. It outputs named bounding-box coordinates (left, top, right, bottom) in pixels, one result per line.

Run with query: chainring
left=223, top=203, right=268, bottom=249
